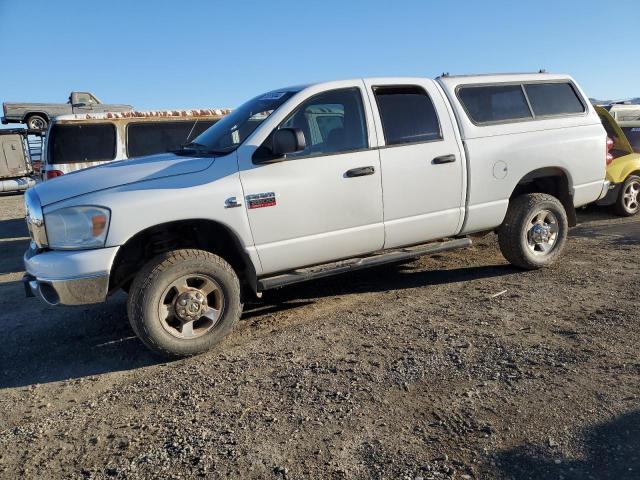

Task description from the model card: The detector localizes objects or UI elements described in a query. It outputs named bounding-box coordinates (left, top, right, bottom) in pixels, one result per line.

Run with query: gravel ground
left=0, top=191, right=638, bottom=479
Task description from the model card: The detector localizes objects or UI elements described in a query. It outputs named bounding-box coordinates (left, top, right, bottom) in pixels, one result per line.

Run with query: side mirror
left=253, top=127, right=306, bottom=164
left=272, top=128, right=306, bottom=156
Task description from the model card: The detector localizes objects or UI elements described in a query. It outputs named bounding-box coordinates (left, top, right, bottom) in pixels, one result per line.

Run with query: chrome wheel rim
left=622, top=179, right=640, bottom=213
left=29, top=118, right=45, bottom=130
left=526, top=209, right=559, bottom=256
left=157, top=274, right=224, bottom=339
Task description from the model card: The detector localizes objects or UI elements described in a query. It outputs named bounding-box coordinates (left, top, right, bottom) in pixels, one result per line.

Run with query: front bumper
left=23, top=272, right=110, bottom=306
left=23, top=245, right=119, bottom=306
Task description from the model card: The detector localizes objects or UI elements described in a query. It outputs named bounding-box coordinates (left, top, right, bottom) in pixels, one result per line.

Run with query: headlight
left=45, top=206, right=110, bottom=250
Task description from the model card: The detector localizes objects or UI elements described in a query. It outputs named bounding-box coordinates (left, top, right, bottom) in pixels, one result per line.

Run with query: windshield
left=186, top=90, right=297, bottom=155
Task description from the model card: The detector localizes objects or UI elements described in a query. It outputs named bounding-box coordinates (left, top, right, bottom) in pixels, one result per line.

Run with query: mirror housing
left=272, top=128, right=305, bottom=156
left=253, top=128, right=306, bottom=164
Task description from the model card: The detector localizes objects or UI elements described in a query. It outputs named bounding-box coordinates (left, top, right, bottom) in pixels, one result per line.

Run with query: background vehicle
left=23, top=73, right=609, bottom=358
left=42, top=109, right=231, bottom=180
left=2, top=92, right=133, bottom=130
left=0, top=129, right=35, bottom=193
left=618, top=112, right=640, bottom=153
left=596, top=106, right=640, bottom=216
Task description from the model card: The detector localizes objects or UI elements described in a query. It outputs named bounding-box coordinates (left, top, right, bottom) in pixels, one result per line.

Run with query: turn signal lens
left=91, top=214, right=108, bottom=237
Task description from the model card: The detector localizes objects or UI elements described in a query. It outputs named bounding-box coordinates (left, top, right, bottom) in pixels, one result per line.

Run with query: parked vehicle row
left=22, top=72, right=610, bottom=358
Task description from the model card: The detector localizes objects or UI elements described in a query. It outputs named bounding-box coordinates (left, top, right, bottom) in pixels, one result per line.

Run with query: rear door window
left=524, top=83, right=585, bottom=116
left=458, top=85, right=533, bottom=124
left=127, top=120, right=217, bottom=158
left=373, top=85, right=441, bottom=145
left=48, top=124, right=116, bottom=164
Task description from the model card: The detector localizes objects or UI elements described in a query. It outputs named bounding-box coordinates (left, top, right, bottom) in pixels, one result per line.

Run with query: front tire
left=127, top=249, right=242, bottom=358
left=498, top=193, right=568, bottom=270
left=614, top=175, right=640, bottom=217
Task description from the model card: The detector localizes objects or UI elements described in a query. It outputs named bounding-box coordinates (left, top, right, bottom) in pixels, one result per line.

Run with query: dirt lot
left=0, top=192, right=638, bottom=480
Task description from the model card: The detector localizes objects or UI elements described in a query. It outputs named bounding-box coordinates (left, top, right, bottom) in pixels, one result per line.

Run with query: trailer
left=0, top=128, right=38, bottom=193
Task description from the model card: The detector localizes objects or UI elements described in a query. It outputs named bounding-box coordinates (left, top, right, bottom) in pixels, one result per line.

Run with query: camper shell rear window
left=48, top=123, right=116, bottom=164
left=457, top=81, right=586, bottom=125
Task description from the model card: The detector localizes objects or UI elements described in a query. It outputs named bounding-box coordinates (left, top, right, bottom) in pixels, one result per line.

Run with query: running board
left=257, top=237, right=472, bottom=291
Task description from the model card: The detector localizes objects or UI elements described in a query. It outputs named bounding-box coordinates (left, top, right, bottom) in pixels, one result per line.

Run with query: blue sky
left=0, top=0, right=637, bottom=114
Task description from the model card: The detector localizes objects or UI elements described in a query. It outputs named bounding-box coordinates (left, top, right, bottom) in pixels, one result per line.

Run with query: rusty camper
left=42, top=108, right=231, bottom=180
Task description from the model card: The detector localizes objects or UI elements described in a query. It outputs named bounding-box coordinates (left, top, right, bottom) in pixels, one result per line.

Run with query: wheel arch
left=23, top=112, right=49, bottom=123
left=109, top=218, right=258, bottom=296
left=509, top=167, right=576, bottom=227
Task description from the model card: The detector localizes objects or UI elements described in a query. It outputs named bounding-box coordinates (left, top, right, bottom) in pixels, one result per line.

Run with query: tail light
left=45, top=170, right=64, bottom=180
left=606, top=137, right=614, bottom=166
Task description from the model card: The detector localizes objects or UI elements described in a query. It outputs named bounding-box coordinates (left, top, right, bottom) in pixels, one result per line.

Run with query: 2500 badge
left=246, top=192, right=276, bottom=209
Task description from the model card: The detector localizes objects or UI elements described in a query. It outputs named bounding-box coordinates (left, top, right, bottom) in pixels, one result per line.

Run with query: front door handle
left=432, top=154, right=456, bottom=164
left=345, top=166, right=375, bottom=178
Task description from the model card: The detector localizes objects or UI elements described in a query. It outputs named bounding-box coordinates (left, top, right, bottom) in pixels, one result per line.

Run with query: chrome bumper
left=23, top=272, right=109, bottom=306
left=23, top=244, right=119, bottom=306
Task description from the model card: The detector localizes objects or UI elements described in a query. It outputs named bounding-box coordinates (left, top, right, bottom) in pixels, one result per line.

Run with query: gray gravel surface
left=0, top=192, right=639, bottom=479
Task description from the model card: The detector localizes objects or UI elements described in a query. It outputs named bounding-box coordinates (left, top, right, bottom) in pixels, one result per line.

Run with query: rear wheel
left=498, top=193, right=568, bottom=270
left=127, top=249, right=241, bottom=358
left=614, top=175, right=640, bottom=217
left=26, top=114, right=47, bottom=130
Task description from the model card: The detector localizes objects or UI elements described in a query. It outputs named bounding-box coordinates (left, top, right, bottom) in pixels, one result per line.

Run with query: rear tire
left=26, top=114, right=47, bottom=130
left=498, top=193, right=568, bottom=270
left=614, top=175, right=640, bottom=217
left=127, top=249, right=241, bottom=358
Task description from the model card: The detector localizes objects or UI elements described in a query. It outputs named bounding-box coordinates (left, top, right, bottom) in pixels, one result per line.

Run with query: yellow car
left=596, top=106, right=640, bottom=216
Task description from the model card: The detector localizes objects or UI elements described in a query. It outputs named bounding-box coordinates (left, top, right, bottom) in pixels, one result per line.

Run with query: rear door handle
left=345, top=166, right=375, bottom=178
left=432, top=154, right=456, bottom=164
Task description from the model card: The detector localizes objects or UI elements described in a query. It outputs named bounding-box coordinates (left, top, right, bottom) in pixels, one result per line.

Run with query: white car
left=23, top=73, right=609, bottom=357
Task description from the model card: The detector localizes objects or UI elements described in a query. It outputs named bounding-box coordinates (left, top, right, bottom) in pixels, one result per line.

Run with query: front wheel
left=614, top=175, right=640, bottom=217
left=498, top=193, right=568, bottom=270
left=127, top=249, right=242, bottom=358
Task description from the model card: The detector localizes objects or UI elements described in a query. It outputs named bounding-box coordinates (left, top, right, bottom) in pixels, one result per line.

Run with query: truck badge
left=246, top=192, right=276, bottom=209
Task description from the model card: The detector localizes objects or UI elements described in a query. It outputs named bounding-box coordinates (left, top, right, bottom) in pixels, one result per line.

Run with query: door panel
left=364, top=79, right=465, bottom=248
left=240, top=150, right=383, bottom=274
left=237, top=83, right=384, bottom=275
left=2, top=139, right=24, bottom=175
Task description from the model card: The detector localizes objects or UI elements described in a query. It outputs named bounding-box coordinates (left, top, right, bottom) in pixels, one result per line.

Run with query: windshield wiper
left=171, top=142, right=231, bottom=156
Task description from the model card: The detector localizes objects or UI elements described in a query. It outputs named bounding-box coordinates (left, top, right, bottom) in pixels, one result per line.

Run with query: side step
left=257, top=237, right=472, bottom=291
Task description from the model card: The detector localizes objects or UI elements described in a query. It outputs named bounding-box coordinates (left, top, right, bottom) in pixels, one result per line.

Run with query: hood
left=35, top=152, right=214, bottom=206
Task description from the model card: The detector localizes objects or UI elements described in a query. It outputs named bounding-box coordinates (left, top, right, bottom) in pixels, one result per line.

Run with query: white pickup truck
left=23, top=73, right=609, bottom=357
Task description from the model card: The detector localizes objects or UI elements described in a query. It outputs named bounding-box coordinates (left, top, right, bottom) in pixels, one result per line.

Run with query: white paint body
left=26, top=74, right=608, bottom=287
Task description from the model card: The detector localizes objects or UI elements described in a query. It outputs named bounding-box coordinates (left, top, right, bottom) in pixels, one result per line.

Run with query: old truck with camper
left=22, top=73, right=609, bottom=357
left=2, top=92, right=133, bottom=130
